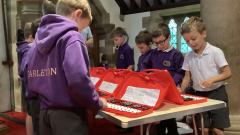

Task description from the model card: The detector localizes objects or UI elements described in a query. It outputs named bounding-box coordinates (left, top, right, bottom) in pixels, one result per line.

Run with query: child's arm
left=63, top=41, right=103, bottom=112
left=127, top=65, right=134, bottom=70
left=86, top=37, right=93, bottom=47
left=201, top=65, right=232, bottom=88
left=173, top=51, right=185, bottom=86
left=141, top=51, right=153, bottom=70
left=180, top=70, right=191, bottom=93
left=125, top=47, right=135, bottom=70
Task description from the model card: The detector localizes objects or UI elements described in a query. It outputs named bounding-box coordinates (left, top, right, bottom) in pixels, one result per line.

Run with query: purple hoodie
left=116, top=43, right=134, bottom=69
left=143, top=48, right=184, bottom=86
left=16, top=41, right=31, bottom=77
left=17, top=41, right=35, bottom=99
left=26, top=14, right=102, bottom=111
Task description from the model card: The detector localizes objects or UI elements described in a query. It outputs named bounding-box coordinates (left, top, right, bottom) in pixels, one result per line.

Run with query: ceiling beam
left=141, top=0, right=150, bottom=8
left=153, top=0, right=161, bottom=5
left=115, top=0, right=129, bottom=14
left=121, top=0, right=200, bottom=15
left=130, top=0, right=139, bottom=9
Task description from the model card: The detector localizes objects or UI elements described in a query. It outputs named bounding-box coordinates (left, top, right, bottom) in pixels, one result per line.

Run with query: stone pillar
left=20, top=0, right=42, bottom=27
left=143, top=11, right=164, bottom=32
left=12, top=0, right=42, bottom=111
left=201, top=0, right=240, bottom=135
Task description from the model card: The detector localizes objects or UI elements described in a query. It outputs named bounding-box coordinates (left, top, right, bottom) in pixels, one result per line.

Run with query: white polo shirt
left=182, top=42, right=228, bottom=91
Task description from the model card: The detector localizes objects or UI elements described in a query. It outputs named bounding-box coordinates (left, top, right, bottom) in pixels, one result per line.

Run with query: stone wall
left=201, top=0, right=240, bottom=134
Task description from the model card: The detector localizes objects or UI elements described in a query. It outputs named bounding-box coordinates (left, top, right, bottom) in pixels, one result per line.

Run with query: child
left=17, top=22, right=34, bottom=135
left=24, top=0, right=107, bottom=135
left=81, top=26, right=93, bottom=47
left=21, top=1, right=59, bottom=134
left=16, top=22, right=32, bottom=111
left=17, top=29, right=25, bottom=42
left=180, top=16, right=231, bottom=135
left=135, top=30, right=152, bottom=71
left=143, top=23, right=184, bottom=86
left=111, top=27, right=134, bottom=70
left=26, top=19, right=41, bottom=135
left=111, top=28, right=134, bottom=133
left=143, top=23, right=184, bottom=135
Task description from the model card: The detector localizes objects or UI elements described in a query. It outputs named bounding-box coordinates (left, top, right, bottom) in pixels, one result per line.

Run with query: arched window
left=168, top=19, right=177, bottom=49
left=164, top=16, right=195, bottom=54
left=180, top=17, right=192, bottom=53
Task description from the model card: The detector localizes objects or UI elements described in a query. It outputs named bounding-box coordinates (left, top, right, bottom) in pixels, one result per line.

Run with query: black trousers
left=21, top=80, right=27, bottom=112
left=27, top=98, right=40, bottom=135
left=156, top=118, right=179, bottom=135
left=39, top=109, right=88, bottom=135
left=188, top=85, right=230, bottom=129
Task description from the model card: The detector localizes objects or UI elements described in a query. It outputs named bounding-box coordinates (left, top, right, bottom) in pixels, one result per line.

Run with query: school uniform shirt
left=137, top=49, right=152, bottom=71
left=80, top=26, right=93, bottom=42
left=116, top=43, right=134, bottom=69
left=182, top=43, right=228, bottom=91
left=143, top=46, right=184, bottom=86
left=24, top=14, right=102, bottom=111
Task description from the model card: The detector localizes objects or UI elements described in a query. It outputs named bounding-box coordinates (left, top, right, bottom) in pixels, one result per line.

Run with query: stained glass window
left=166, top=16, right=194, bottom=53
left=180, top=17, right=192, bottom=53
left=168, top=19, right=177, bottom=48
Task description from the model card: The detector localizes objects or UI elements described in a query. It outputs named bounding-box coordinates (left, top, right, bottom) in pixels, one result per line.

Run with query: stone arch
left=88, top=0, right=115, bottom=67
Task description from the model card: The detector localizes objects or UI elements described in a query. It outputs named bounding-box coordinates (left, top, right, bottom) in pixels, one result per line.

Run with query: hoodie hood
left=16, top=41, right=30, bottom=54
left=35, top=14, right=78, bottom=55
left=16, top=41, right=31, bottom=77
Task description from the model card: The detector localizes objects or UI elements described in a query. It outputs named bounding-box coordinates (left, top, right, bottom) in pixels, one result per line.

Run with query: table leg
left=200, top=113, right=204, bottom=135
left=192, top=114, right=198, bottom=135
left=140, top=125, right=144, bottom=135
left=146, top=123, right=152, bottom=135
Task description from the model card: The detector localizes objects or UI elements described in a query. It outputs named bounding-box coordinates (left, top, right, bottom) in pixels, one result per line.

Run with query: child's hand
left=200, top=79, right=214, bottom=88
left=100, top=98, right=108, bottom=109
left=177, top=87, right=184, bottom=93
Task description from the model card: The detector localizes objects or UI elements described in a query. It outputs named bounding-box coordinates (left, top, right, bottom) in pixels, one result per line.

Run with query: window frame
left=162, top=12, right=200, bottom=54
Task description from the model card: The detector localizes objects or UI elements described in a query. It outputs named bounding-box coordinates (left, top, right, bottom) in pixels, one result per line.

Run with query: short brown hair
left=24, top=22, right=32, bottom=39
left=56, top=0, right=92, bottom=21
left=110, top=27, right=128, bottom=38
left=180, top=16, right=206, bottom=35
left=152, top=23, right=170, bottom=38
left=135, top=30, right=152, bottom=45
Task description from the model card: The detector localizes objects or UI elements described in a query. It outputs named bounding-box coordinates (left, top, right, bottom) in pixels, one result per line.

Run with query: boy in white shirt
left=180, top=16, right=232, bottom=135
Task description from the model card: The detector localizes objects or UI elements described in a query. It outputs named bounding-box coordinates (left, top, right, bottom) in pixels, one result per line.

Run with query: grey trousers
left=39, top=109, right=88, bottom=135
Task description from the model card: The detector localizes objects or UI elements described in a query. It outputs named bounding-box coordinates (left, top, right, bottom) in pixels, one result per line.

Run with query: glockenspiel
left=181, top=94, right=208, bottom=105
